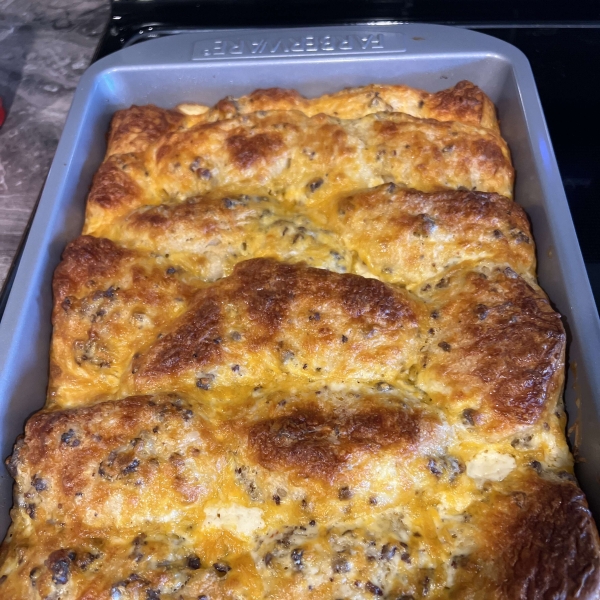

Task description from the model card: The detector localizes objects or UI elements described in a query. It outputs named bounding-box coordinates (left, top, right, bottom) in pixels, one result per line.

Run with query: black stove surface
left=99, top=0, right=600, bottom=56
left=2, top=1, right=599, bottom=320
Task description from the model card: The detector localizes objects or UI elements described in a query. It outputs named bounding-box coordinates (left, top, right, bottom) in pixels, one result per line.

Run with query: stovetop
left=3, top=0, right=600, bottom=319
left=98, top=0, right=600, bottom=57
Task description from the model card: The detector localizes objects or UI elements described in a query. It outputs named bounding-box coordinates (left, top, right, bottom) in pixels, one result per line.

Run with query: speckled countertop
left=0, top=0, right=110, bottom=289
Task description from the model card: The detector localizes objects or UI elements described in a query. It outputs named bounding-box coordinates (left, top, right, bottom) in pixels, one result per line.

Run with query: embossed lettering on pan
left=192, top=31, right=406, bottom=59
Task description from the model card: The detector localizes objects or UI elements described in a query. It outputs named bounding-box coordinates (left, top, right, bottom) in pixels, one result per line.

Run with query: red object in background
left=0, top=97, right=5, bottom=127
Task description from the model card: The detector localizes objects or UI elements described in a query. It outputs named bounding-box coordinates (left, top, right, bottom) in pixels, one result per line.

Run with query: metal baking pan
left=1, top=23, right=599, bottom=536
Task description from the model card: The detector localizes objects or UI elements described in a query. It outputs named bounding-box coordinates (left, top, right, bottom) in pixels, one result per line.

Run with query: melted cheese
left=203, top=505, right=266, bottom=538
left=466, top=450, right=516, bottom=483
left=0, top=81, right=598, bottom=600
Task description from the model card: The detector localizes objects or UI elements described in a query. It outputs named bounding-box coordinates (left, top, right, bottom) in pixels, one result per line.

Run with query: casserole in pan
left=0, top=24, right=599, bottom=599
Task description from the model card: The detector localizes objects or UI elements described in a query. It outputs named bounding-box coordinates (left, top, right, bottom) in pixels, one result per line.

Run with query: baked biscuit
left=84, top=109, right=513, bottom=233
left=176, top=80, right=500, bottom=133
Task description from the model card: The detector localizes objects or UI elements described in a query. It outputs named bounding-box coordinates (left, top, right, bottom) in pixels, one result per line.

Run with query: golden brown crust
left=156, top=109, right=513, bottom=199
left=84, top=106, right=513, bottom=234
left=181, top=81, right=499, bottom=134
left=226, top=131, right=286, bottom=170
left=427, top=80, right=498, bottom=133
left=3, top=389, right=597, bottom=600
left=227, top=87, right=305, bottom=112
left=89, top=185, right=533, bottom=290
left=132, top=258, right=421, bottom=393
left=5, top=391, right=443, bottom=528
left=337, top=185, right=536, bottom=286
left=50, top=244, right=564, bottom=443
left=106, top=104, right=184, bottom=157
left=496, top=478, right=600, bottom=599
left=9, top=394, right=215, bottom=526
left=84, top=152, right=152, bottom=227
left=0, top=389, right=448, bottom=599
left=52, top=235, right=133, bottom=304
left=49, top=235, right=196, bottom=407
left=248, top=404, right=429, bottom=481
left=86, top=156, right=139, bottom=210
left=458, top=475, right=600, bottom=600
left=92, top=193, right=355, bottom=282
left=135, top=297, right=223, bottom=377
left=418, top=267, right=565, bottom=435
left=1, top=81, right=597, bottom=600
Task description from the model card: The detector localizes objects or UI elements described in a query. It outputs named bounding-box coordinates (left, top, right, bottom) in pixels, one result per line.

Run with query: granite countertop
left=0, top=0, right=110, bottom=290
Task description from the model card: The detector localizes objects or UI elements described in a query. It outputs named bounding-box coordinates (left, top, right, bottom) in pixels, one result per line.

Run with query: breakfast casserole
left=0, top=81, right=598, bottom=600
